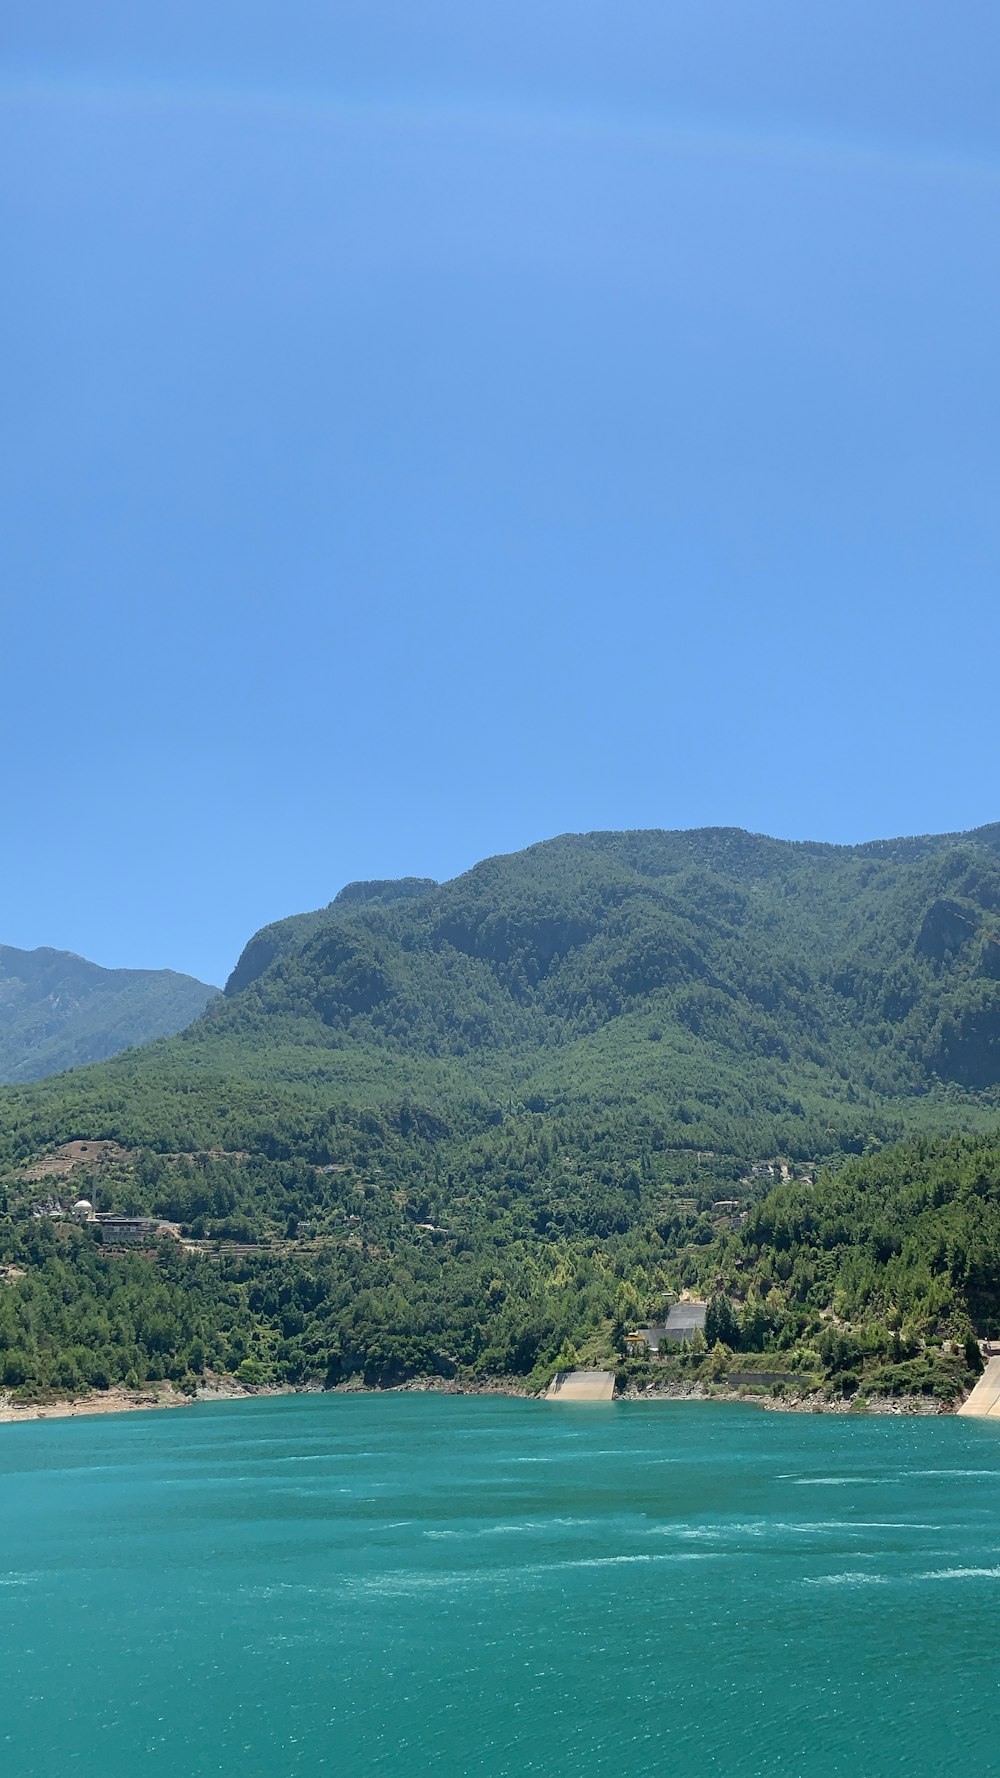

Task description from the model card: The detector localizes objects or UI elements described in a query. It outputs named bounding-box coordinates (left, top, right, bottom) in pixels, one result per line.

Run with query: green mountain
left=210, top=822, right=1000, bottom=1138
left=2, top=823, right=1000, bottom=1403
left=0, top=944, right=218, bottom=1084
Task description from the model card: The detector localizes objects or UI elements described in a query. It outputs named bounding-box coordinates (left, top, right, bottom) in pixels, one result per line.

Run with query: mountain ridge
left=205, top=820, right=1000, bottom=1113
left=4, top=818, right=1000, bottom=1172
left=0, top=943, right=218, bottom=1085
left=2, top=819, right=1000, bottom=1403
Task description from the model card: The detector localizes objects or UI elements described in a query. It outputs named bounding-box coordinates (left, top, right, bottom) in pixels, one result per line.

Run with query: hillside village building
left=94, top=1215, right=161, bottom=1245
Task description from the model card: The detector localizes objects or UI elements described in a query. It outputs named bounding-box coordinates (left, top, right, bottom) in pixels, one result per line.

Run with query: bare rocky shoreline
left=0, top=1373, right=952, bottom=1423
left=612, top=1379, right=951, bottom=1415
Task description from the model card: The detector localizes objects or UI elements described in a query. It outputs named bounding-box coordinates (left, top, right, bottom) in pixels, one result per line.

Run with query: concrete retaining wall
left=957, top=1356, right=1000, bottom=1420
left=546, top=1370, right=616, bottom=1402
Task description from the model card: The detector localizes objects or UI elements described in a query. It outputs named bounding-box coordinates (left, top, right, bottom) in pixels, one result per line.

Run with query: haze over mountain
left=0, top=945, right=218, bottom=1085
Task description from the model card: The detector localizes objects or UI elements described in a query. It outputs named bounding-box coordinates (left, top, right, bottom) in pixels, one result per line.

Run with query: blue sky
left=3, top=2, right=999, bottom=985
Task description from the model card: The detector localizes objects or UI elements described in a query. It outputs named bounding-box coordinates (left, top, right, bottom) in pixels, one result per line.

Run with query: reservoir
left=2, top=1394, right=1000, bottom=1777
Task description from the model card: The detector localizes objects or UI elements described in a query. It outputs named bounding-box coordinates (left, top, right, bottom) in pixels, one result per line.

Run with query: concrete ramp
left=957, top=1357, right=1000, bottom=1419
left=546, top=1369, right=616, bottom=1402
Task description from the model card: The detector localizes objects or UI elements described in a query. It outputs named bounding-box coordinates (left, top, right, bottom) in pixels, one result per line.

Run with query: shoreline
left=0, top=1372, right=955, bottom=1424
left=613, top=1379, right=952, bottom=1415
left=0, top=1374, right=537, bottom=1424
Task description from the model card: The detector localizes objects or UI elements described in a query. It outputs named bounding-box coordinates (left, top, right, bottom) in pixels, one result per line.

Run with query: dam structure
left=956, top=1355, right=1000, bottom=1421
left=546, top=1370, right=616, bottom=1402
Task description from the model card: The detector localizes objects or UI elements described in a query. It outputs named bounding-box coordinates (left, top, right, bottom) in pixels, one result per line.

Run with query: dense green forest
left=2, top=824, right=1000, bottom=1404
left=0, top=943, right=217, bottom=1084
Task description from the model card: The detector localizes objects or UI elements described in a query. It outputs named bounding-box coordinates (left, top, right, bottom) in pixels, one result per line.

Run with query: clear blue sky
left=3, top=3, right=999, bottom=986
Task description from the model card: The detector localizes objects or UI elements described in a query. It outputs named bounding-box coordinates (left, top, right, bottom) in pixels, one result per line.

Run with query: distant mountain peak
left=332, top=878, right=437, bottom=907
left=224, top=879, right=439, bottom=997
left=0, top=943, right=217, bottom=1084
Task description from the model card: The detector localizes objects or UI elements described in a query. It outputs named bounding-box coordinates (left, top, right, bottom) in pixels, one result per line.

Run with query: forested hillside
left=0, top=945, right=217, bottom=1084
left=2, top=823, right=1000, bottom=1404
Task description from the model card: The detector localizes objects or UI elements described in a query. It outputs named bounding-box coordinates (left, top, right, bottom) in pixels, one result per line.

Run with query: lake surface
left=3, top=1395, right=1000, bottom=1777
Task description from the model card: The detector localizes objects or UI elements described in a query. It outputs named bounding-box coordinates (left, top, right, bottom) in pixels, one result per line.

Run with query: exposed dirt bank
left=0, top=1374, right=956, bottom=1424
left=615, top=1379, right=953, bottom=1414
left=0, top=1374, right=536, bottom=1424
left=0, top=1383, right=195, bottom=1423
left=0, top=1379, right=317, bottom=1424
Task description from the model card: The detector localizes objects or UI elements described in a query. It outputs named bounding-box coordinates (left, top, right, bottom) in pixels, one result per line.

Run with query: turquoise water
left=3, top=1397, right=1000, bottom=1777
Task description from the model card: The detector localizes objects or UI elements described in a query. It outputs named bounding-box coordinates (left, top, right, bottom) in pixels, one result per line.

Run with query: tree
left=705, top=1293, right=739, bottom=1350
left=739, top=1293, right=769, bottom=1351
left=706, top=1341, right=733, bottom=1380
